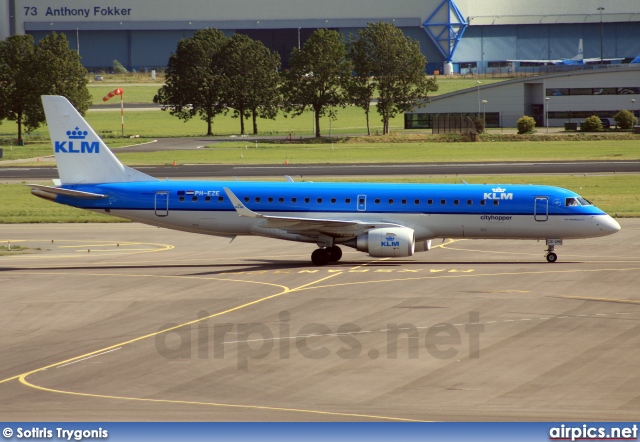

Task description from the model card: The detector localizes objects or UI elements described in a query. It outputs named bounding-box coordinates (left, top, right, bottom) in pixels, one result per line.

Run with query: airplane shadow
left=0, top=260, right=578, bottom=275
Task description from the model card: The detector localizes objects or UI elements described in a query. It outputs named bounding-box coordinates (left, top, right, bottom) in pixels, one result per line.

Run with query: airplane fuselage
left=49, top=181, right=619, bottom=242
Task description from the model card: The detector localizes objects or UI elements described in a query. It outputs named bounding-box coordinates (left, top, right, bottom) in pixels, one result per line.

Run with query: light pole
left=476, top=81, right=481, bottom=115
left=597, top=7, right=605, bottom=65
left=632, top=99, right=637, bottom=128
left=545, top=97, right=550, bottom=133
left=482, top=99, right=487, bottom=123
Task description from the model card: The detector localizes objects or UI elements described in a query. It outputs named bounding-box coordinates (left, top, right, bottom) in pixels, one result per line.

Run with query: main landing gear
left=311, top=246, right=342, bottom=266
left=545, top=245, right=558, bottom=263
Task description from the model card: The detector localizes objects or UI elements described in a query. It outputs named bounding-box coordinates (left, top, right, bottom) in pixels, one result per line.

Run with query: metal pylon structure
left=422, top=0, right=468, bottom=63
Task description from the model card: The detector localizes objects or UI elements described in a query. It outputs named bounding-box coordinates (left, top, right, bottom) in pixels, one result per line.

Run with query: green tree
left=282, top=29, right=352, bottom=137
left=517, top=115, right=536, bottom=134
left=581, top=115, right=603, bottom=132
left=218, top=34, right=281, bottom=135
left=0, top=33, right=90, bottom=142
left=112, top=59, right=128, bottom=74
left=614, top=109, right=637, bottom=130
left=37, top=33, right=91, bottom=113
left=154, top=28, right=228, bottom=136
left=347, top=34, right=376, bottom=136
left=349, top=22, right=437, bottom=135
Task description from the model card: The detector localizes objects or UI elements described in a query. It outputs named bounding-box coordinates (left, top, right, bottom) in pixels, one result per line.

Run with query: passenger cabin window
left=317, top=198, right=322, bottom=203
left=493, top=200, right=499, bottom=206
left=427, top=200, right=433, bottom=205
left=205, top=196, right=211, bottom=202
left=244, top=197, right=249, bottom=203
left=292, top=197, right=297, bottom=203
left=375, top=199, right=381, bottom=204
left=218, top=196, right=223, bottom=202
left=192, top=196, right=198, bottom=202
left=480, top=200, right=486, bottom=206
left=255, top=197, right=261, bottom=203
left=304, top=198, right=310, bottom=203
left=279, top=197, right=284, bottom=203
left=401, top=199, right=407, bottom=205
left=467, top=200, right=472, bottom=205
left=440, top=199, right=446, bottom=205
left=346, top=198, right=351, bottom=204
left=388, top=199, right=394, bottom=204
left=414, top=199, right=420, bottom=205
left=331, top=198, right=336, bottom=204
left=179, top=196, right=185, bottom=202
left=268, top=197, right=273, bottom=203
left=454, top=199, right=459, bottom=205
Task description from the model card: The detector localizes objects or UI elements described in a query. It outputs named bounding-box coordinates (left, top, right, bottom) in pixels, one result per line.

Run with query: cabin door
left=534, top=197, right=548, bottom=222
left=155, top=191, right=169, bottom=217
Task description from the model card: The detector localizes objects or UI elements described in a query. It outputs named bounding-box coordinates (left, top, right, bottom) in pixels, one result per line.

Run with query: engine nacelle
left=353, top=227, right=415, bottom=257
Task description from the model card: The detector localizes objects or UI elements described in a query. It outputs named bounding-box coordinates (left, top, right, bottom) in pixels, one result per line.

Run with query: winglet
left=223, top=187, right=262, bottom=218
left=285, top=175, right=294, bottom=182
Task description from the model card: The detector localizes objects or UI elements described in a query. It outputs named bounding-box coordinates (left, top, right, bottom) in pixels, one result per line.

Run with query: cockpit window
left=565, top=197, right=579, bottom=207
left=577, top=197, right=592, bottom=206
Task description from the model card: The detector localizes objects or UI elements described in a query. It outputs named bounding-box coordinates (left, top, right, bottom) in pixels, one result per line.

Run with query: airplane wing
left=583, top=57, right=625, bottom=63
left=223, top=187, right=401, bottom=236
left=507, top=59, right=563, bottom=64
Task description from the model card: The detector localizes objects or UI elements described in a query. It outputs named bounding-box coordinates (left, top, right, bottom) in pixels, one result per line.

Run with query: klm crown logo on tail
left=55, top=127, right=100, bottom=154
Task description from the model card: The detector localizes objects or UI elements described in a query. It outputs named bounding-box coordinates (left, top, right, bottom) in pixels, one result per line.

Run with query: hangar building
left=2, top=0, right=640, bottom=73
left=405, top=66, right=640, bottom=129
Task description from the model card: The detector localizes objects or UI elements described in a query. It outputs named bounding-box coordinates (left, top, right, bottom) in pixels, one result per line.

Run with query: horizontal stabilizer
left=28, top=184, right=107, bottom=199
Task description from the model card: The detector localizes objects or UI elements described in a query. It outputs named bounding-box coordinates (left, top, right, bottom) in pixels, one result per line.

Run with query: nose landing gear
left=545, top=244, right=558, bottom=263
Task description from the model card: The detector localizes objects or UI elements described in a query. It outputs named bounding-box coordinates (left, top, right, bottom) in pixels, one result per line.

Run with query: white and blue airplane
left=508, top=39, right=624, bottom=66
left=32, top=95, right=620, bottom=265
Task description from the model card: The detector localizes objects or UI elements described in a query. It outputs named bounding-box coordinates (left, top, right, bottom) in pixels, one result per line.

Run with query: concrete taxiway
left=0, top=222, right=639, bottom=421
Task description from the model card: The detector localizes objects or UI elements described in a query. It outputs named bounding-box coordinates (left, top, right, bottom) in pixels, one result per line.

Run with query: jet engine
left=346, top=227, right=415, bottom=257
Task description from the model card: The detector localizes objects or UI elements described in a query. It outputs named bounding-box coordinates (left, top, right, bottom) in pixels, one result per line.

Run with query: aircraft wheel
left=546, top=252, right=558, bottom=263
left=311, top=248, right=330, bottom=266
left=327, top=245, right=342, bottom=262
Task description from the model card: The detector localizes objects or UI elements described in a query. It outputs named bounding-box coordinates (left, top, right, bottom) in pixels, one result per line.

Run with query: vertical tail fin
left=572, top=39, right=584, bottom=61
left=41, top=95, right=157, bottom=184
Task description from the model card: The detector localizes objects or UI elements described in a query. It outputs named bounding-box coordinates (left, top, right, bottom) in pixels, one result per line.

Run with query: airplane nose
left=600, top=215, right=621, bottom=234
